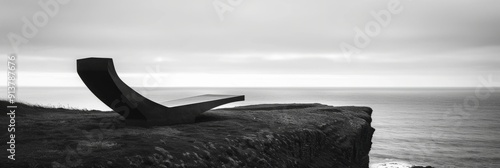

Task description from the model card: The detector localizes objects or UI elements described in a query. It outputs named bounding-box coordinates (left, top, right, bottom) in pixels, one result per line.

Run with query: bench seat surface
left=161, top=94, right=243, bottom=107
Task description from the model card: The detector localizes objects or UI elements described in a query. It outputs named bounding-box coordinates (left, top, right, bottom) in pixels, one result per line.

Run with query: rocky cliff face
left=115, top=104, right=375, bottom=168
left=1, top=101, right=374, bottom=168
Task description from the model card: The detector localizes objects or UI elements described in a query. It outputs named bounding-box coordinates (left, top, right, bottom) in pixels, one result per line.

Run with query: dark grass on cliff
left=0, top=100, right=117, bottom=167
left=0, top=100, right=374, bottom=168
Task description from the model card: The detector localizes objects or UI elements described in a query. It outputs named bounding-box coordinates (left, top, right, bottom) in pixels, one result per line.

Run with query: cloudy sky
left=1, top=0, right=499, bottom=87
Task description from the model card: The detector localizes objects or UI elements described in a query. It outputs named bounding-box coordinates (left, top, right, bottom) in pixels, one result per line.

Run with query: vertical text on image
left=6, top=54, right=18, bottom=161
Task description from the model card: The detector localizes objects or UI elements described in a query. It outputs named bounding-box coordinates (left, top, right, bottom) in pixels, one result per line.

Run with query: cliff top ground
left=0, top=100, right=374, bottom=168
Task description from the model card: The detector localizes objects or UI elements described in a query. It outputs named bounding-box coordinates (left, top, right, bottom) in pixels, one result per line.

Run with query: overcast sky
left=1, top=0, right=499, bottom=87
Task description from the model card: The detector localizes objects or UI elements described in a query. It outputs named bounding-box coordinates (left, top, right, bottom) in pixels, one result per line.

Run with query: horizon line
left=7, top=86, right=500, bottom=89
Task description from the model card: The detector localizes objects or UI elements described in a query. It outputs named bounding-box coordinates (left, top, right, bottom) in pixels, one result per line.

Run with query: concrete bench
left=77, top=57, right=244, bottom=126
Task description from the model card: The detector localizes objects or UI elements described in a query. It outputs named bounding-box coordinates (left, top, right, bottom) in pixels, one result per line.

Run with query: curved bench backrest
left=77, top=58, right=166, bottom=120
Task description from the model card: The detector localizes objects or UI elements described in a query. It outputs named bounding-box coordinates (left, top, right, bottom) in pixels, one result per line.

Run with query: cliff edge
left=0, top=101, right=374, bottom=168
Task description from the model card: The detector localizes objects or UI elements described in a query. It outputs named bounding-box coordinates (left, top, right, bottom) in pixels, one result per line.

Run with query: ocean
left=4, top=87, right=500, bottom=167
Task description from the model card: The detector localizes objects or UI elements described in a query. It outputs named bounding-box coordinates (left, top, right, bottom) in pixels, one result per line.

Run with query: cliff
left=0, top=101, right=374, bottom=168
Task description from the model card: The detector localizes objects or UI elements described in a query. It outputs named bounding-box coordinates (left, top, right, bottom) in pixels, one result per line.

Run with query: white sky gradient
left=1, top=0, right=500, bottom=87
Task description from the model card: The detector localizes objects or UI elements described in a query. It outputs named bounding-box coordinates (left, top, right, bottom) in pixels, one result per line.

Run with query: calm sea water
left=4, top=87, right=500, bottom=167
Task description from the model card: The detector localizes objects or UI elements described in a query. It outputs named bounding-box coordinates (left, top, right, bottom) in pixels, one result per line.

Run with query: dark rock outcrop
left=1, top=101, right=374, bottom=168
left=109, top=104, right=374, bottom=168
